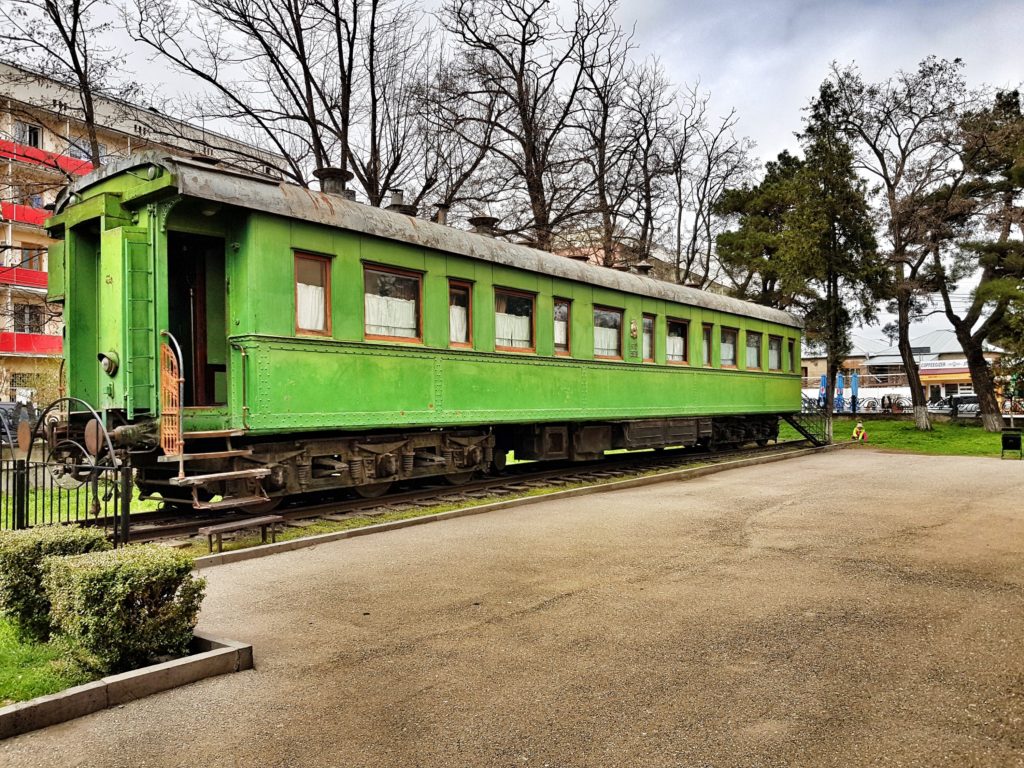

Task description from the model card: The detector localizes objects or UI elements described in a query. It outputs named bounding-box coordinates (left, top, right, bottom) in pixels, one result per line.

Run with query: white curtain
left=450, top=304, right=469, bottom=343
left=746, top=340, right=760, bottom=368
left=642, top=331, right=652, bottom=360
left=667, top=334, right=686, bottom=362
left=769, top=343, right=781, bottom=370
left=365, top=293, right=417, bottom=337
left=594, top=326, right=620, bottom=357
left=721, top=335, right=736, bottom=365
left=702, top=338, right=711, bottom=365
left=297, top=283, right=326, bottom=332
left=554, top=319, right=568, bottom=349
left=496, top=312, right=531, bottom=348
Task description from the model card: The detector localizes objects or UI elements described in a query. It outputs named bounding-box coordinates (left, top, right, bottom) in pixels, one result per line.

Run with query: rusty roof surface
left=60, top=153, right=802, bottom=329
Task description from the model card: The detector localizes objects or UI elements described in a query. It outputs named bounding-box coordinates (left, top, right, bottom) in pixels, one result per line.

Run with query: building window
left=788, top=339, right=796, bottom=373
left=13, top=303, right=45, bottom=334
left=448, top=280, right=472, bottom=346
left=20, top=247, right=45, bottom=271
left=702, top=324, right=713, bottom=366
left=721, top=328, right=738, bottom=367
left=642, top=314, right=655, bottom=362
left=593, top=306, right=623, bottom=359
left=746, top=331, right=762, bottom=369
left=364, top=265, right=421, bottom=341
left=295, top=253, right=331, bottom=334
left=554, top=298, right=571, bottom=355
left=667, top=319, right=688, bottom=363
left=495, top=289, right=534, bottom=351
left=768, top=336, right=783, bottom=371
left=67, top=141, right=90, bottom=161
left=15, top=122, right=41, bottom=148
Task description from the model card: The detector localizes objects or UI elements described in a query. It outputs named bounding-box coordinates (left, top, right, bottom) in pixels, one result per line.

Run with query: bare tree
left=129, top=0, right=435, bottom=202
left=441, top=0, right=619, bottom=249
left=0, top=0, right=135, bottom=166
left=830, top=57, right=971, bottom=430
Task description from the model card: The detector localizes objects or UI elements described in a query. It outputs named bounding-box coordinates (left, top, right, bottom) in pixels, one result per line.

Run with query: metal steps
left=192, top=495, right=275, bottom=511
left=183, top=429, right=247, bottom=439
left=168, top=467, right=272, bottom=487
left=158, top=448, right=253, bottom=462
left=783, top=397, right=829, bottom=446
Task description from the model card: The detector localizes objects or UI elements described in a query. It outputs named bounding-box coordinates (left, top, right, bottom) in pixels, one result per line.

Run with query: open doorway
left=167, top=232, right=227, bottom=407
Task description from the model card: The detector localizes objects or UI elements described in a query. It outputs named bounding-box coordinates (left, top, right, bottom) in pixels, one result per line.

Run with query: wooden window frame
left=448, top=279, right=473, bottom=348
left=363, top=262, right=424, bottom=344
left=553, top=297, right=572, bottom=356
left=593, top=305, right=624, bottom=361
left=666, top=318, right=690, bottom=365
left=494, top=287, right=537, bottom=354
left=720, top=326, right=739, bottom=368
left=702, top=324, right=714, bottom=367
left=746, top=330, right=763, bottom=370
left=768, top=334, right=783, bottom=371
left=294, top=252, right=332, bottom=337
left=642, top=314, right=655, bottom=363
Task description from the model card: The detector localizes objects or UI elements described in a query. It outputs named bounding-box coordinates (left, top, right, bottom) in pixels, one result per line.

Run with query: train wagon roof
left=58, top=153, right=801, bottom=329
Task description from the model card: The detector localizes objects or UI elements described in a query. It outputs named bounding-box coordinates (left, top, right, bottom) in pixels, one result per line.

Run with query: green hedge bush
left=0, top=526, right=111, bottom=641
left=43, top=545, right=205, bottom=673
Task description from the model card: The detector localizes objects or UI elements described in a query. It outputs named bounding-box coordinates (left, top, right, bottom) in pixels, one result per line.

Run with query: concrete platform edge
left=0, top=632, right=253, bottom=740
left=195, top=442, right=850, bottom=570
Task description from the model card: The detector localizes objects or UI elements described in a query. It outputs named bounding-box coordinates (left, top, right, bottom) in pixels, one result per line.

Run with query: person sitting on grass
left=851, top=422, right=868, bottom=442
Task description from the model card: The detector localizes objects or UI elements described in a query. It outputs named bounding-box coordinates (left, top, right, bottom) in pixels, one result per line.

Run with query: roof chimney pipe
left=386, top=188, right=418, bottom=216
left=468, top=215, right=500, bottom=237
left=313, top=167, right=353, bottom=195
left=435, top=203, right=450, bottom=225
left=633, top=259, right=654, bottom=276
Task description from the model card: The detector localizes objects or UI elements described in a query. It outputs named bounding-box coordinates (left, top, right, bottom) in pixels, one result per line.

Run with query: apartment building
left=0, top=61, right=280, bottom=404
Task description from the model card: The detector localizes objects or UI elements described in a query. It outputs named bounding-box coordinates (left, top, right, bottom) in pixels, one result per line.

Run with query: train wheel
left=491, top=451, right=508, bottom=473
left=246, top=496, right=283, bottom=515
left=755, top=438, right=769, bottom=447
left=445, top=471, right=475, bottom=486
left=354, top=482, right=392, bottom=499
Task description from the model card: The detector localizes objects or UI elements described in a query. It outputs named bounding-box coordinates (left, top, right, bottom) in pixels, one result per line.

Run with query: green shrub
left=42, top=545, right=205, bottom=673
left=0, top=526, right=111, bottom=641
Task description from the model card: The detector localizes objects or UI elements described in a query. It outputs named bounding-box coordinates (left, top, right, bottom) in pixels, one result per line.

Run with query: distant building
left=0, top=61, right=281, bottom=403
left=802, top=329, right=1002, bottom=400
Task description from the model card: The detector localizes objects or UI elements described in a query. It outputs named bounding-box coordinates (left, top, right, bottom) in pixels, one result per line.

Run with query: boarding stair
left=782, top=396, right=830, bottom=446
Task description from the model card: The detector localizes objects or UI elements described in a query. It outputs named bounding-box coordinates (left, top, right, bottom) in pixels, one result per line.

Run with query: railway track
left=124, top=439, right=816, bottom=544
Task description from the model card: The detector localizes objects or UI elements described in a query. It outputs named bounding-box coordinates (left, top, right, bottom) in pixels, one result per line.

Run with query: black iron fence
left=0, top=399, right=133, bottom=546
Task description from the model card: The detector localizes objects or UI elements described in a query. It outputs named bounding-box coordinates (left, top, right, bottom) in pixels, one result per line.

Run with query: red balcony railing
left=0, top=140, right=93, bottom=176
left=0, top=266, right=47, bottom=289
left=0, top=332, right=62, bottom=355
left=0, top=202, right=48, bottom=227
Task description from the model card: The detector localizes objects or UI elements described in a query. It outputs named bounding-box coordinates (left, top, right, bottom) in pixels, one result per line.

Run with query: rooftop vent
left=468, top=215, right=500, bottom=237
left=386, top=189, right=418, bottom=216
left=435, top=204, right=450, bottom=225
left=313, top=167, right=353, bottom=195
left=633, top=259, right=653, bottom=276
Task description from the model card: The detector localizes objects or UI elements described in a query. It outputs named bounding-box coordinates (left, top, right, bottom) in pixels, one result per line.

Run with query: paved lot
left=4, top=449, right=1024, bottom=767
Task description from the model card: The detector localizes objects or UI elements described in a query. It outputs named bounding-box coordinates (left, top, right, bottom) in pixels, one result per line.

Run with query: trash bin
left=1002, top=428, right=1022, bottom=459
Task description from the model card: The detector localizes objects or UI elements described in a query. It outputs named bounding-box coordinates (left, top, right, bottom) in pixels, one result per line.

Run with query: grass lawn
left=0, top=618, right=92, bottom=705
left=817, top=417, right=1006, bottom=458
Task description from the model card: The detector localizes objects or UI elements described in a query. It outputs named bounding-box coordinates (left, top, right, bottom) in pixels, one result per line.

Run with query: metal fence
left=0, top=399, right=132, bottom=546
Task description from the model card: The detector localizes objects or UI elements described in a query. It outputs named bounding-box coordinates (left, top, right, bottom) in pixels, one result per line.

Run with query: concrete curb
left=195, top=442, right=851, bottom=570
left=0, top=633, right=253, bottom=740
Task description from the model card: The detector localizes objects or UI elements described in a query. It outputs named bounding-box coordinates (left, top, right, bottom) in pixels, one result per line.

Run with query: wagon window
left=788, top=338, right=796, bottom=372
left=364, top=266, right=421, bottom=341
left=295, top=253, right=330, bottom=334
left=768, top=336, right=783, bottom=370
left=702, top=324, right=713, bottom=366
left=642, top=314, right=654, bottom=362
left=594, top=306, right=623, bottom=359
left=746, top=331, right=762, bottom=369
left=554, top=298, right=571, bottom=355
left=449, top=281, right=472, bottom=346
left=667, top=319, right=688, bottom=363
left=495, top=289, right=534, bottom=351
left=721, top=328, right=737, bottom=367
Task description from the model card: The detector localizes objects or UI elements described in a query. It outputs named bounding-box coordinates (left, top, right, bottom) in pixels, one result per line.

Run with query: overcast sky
left=623, top=0, right=1022, bottom=165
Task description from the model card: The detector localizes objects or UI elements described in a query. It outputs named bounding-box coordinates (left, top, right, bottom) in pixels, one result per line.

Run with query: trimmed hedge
left=42, top=545, right=205, bottom=673
left=0, top=526, right=111, bottom=641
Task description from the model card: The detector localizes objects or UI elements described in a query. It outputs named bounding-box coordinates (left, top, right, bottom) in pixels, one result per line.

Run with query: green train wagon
left=46, top=154, right=803, bottom=509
